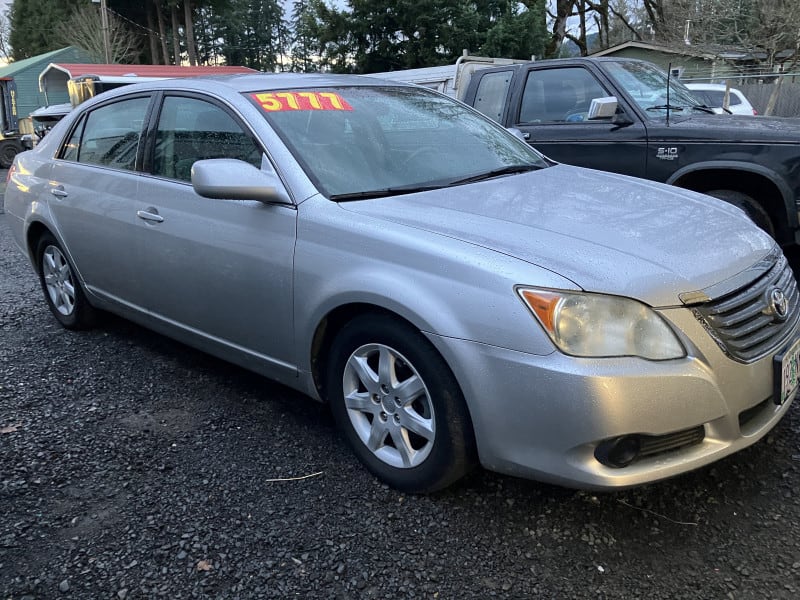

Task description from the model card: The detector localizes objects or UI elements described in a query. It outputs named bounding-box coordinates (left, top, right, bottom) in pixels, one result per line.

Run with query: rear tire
left=706, top=189, right=775, bottom=238
left=326, top=314, right=476, bottom=493
left=0, top=140, right=21, bottom=169
left=36, top=233, right=96, bottom=329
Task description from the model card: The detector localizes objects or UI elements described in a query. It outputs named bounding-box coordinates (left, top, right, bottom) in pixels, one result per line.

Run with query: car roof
left=95, top=72, right=410, bottom=99
left=684, top=83, right=743, bottom=93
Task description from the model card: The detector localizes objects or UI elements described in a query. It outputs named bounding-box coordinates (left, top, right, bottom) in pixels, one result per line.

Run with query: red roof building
left=39, top=63, right=258, bottom=105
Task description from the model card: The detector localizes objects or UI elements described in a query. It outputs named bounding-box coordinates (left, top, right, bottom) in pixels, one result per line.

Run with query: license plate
left=775, top=336, right=800, bottom=405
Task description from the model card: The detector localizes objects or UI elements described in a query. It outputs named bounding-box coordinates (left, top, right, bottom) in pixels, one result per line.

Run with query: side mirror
left=506, top=127, right=529, bottom=142
left=191, top=158, right=292, bottom=205
left=588, top=96, right=618, bottom=119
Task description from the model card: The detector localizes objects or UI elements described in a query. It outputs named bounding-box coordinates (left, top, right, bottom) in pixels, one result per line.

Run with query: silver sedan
left=4, top=74, right=798, bottom=492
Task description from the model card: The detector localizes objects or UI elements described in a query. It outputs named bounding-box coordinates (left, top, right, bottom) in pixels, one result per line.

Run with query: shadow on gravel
left=93, top=307, right=798, bottom=505
left=95, top=310, right=334, bottom=426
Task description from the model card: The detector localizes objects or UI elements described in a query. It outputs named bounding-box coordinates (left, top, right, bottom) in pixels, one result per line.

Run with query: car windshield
left=247, top=85, right=548, bottom=199
left=602, top=60, right=708, bottom=118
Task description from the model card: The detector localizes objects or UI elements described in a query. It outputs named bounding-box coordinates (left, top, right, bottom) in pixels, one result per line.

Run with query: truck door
left=510, top=66, right=648, bottom=178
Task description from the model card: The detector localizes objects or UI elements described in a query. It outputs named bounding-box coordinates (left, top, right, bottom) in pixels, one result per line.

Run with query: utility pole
left=92, top=0, right=112, bottom=63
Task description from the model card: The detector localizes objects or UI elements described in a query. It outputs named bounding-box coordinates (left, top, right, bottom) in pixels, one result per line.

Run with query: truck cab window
left=473, top=70, right=514, bottom=122
left=519, top=68, right=609, bottom=124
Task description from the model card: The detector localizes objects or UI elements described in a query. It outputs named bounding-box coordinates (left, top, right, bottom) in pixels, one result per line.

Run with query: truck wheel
left=0, top=140, right=21, bottom=168
left=707, top=189, right=775, bottom=238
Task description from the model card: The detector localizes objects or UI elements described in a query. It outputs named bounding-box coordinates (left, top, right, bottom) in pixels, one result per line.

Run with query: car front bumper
left=426, top=306, right=798, bottom=490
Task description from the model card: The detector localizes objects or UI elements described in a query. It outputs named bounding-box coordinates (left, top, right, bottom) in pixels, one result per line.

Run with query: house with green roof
left=0, top=47, right=93, bottom=167
left=0, top=46, right=94, bottom=127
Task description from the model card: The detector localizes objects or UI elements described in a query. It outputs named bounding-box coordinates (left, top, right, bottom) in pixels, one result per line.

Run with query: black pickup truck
left=462, top=57, right=800, bottom=245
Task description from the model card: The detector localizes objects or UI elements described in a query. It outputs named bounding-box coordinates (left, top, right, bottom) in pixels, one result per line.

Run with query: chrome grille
left=694, top=253, right=800, bottom=362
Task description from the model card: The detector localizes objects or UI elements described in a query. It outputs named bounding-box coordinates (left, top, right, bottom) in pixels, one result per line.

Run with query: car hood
left=338, top=165, right=774, bottom=307
left=650, top=113, right=800, bottom=143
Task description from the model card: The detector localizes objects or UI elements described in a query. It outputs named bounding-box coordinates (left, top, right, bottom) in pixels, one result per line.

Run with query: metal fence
left=737, top=83, right=800, bottom=117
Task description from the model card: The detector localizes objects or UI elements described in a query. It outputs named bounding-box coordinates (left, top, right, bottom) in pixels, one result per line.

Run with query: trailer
left=367, top=51, right=528, bottom=100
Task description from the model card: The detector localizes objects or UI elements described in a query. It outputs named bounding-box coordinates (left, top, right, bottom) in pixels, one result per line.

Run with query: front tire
left=36, top=233, right=96, bottom=329
left=327, top=314, right=476, bottom=493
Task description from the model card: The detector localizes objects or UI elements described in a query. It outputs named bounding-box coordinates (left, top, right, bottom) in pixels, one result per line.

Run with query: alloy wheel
left=42, top=245, right=76, bottom=316
left=342, top=343, right=436, bottom=469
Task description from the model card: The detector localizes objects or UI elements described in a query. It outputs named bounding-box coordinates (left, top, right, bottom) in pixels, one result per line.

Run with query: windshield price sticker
left=252, top=91, right=353, bottom=112
left=777, top=336, right=800, bottom=405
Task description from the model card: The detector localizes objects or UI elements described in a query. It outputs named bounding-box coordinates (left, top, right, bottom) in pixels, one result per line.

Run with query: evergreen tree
left=215, top=0, right=288, bottom=71
left=9, top=0, right=84, bottom=59
left=481, top=0, right=547, bottom=60
left=304, top=0, right=549, bottom=74
left=290, top=0, right=318, bottom=72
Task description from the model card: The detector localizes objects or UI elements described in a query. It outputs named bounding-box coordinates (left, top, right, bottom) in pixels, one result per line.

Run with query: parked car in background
left=4, top=74, right=799, bottom=493
left=685, top=83, right=758, bottom=115
left=22, top=103, right=72, bottom=149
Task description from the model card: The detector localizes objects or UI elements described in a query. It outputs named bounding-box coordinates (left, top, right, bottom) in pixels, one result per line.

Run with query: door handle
left=50, top=186, right=68, bottom=198
left=137, top=210, right=164, bottom=223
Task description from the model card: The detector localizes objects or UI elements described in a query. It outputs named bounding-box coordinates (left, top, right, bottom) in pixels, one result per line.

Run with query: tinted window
left=60, top=115, right=85, bottom=162
left=63, top=97, right=149, bottom=170
left=153, top=96, right=262, bottom=182
left=473, top=70, right=514, bottom=122
left=698, top=91, right=714, bottom=105
left=706, top=90, right=741, bottom=106
left=519, top=67, right=609, bottom=123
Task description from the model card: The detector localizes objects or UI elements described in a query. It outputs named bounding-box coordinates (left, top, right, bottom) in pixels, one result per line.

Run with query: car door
left=134, top=93, right=298, bottom=376
left=511, top=66, right=649, bottom=178
left=48, top=95, right=152, bottom=305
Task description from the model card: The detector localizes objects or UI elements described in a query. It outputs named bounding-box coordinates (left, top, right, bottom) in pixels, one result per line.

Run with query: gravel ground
left=2, top=208, right=800, bottom=600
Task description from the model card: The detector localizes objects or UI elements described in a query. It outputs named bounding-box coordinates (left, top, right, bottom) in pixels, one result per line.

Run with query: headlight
left=517, top=288, right=685, bottom=360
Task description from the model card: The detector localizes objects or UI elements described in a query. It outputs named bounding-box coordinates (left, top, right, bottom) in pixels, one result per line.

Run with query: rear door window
left=60, top=96, right=150, bottom=171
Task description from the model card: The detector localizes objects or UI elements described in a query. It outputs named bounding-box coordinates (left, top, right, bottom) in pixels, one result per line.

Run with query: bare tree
left=54, top=4, right=141, bottom=64
left=545, top=0, right=575, bottom=57
left=0, top=10, right=11, bottom=62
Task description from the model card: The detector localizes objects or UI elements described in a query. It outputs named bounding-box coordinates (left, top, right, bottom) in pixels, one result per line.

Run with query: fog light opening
left=595, top=435, right=641, bottom=468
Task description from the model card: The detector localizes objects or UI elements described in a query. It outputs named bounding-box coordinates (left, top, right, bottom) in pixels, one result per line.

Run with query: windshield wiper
left=690, top=104, right=717, bottom=114
left=329, top=164, right=542, bottom=200
left=646, top=104, right=685, bottom=112
left=329, top=184, right=447, bottom=201
left=447, top=164, right=541, bottom=186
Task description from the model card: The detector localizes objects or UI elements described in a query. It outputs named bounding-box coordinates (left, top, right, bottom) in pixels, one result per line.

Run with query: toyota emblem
left=766, top=287, right=789, bottom=321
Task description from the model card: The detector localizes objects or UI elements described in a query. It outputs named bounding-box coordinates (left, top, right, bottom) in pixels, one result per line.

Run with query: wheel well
left=25, top=222, right=52, bottom=273
left=310, top=304, right=418, bottom=403
left=672, top=169, right=789, bottom=242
